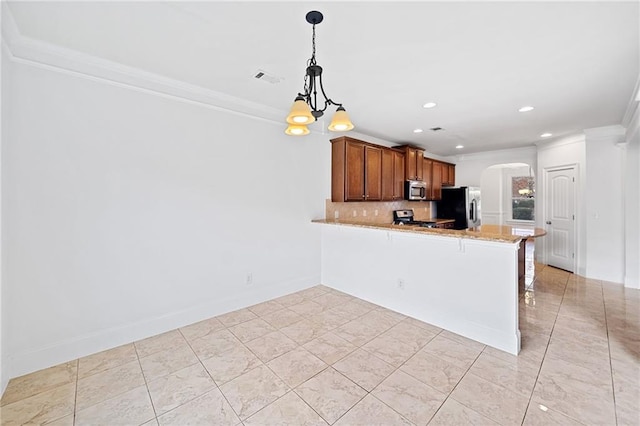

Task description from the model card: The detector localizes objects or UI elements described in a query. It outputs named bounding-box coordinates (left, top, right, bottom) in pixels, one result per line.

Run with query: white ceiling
left=5, top=1, right=639, bottom=155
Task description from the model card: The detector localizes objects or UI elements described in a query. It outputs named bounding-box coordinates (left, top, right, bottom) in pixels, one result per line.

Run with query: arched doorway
left=480, top=163, right=535, bottom=226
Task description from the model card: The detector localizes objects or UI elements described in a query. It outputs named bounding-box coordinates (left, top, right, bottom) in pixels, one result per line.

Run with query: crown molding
left=535, top=133, right=586, bottom=151
left=449, top=145, right=537, bottom=163
left=0, top=3, right=296, bottom=128
left=583, top=125, right=626, bottom=144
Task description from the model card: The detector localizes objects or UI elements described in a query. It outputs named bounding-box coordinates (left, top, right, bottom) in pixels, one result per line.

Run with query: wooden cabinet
left=432, top=161, right=443, bottom=200
left=422, top=158, right=443, bottom=200
left=423, top=158, right=433, bottom=199
left=331, top=137, right=383, bottom=202
left=381, top=149, right=405, bottom=201
left=441, top=162, right=456, bottom=186
left=442, top=163, right=450, bottom=186
left=331, top=137, right=451, bottom=202
left=395, top=145, right=424, bottom=181
left=393, top=150, right=405, bottom=200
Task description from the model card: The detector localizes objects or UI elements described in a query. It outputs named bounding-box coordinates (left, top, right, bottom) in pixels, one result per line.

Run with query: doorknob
left=546, top=221, right=552, bottom=225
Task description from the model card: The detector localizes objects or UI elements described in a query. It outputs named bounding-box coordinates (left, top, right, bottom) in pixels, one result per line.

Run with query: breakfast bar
left=314, top=219, right=528, bottom=355
left=467, top=224, right=547, bottom=286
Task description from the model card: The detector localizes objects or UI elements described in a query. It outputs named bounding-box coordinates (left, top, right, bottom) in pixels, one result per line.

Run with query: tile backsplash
left=325, top=199, right=434, bottom=224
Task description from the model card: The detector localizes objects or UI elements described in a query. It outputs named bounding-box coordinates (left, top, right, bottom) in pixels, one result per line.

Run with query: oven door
left=405, top=181, right=427, bottom=201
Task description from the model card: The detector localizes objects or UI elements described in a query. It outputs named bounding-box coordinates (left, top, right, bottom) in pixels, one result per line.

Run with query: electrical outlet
left=397, top=279, right=405, bottom=290
left=334, top=211, right=339, bottom=219
left=353, top=210, right=357, bottom=217
left=363, top=210, right=367, bottom=217
left=246, top=273, right=253, bottom=285
left=374, top=209, right=379, bottom=216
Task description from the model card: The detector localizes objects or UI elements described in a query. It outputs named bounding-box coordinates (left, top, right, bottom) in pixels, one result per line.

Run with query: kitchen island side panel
left=319, top=224, right=520, bottom=354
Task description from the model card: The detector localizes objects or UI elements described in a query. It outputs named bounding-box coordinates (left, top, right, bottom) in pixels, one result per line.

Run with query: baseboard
left=6, top=275, right=319, bottom=380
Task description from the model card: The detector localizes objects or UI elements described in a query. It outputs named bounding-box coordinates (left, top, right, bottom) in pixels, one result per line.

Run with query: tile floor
left=1, top=264, right=639, bottom=425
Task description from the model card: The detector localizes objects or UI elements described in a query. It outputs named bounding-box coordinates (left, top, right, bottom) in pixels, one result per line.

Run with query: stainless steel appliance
left=436, top=187, right=481, bottom=230
left=392, top=209, right=437, bottom=228
left=404, top=180, right=427, bottom=201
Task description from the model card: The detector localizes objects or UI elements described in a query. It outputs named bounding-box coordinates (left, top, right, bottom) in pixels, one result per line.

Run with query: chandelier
left=285, top=11, right=354, bottom=136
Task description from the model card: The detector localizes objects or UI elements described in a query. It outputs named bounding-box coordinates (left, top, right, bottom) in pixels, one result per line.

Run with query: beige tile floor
left=1, top=264, right=639, bottom=425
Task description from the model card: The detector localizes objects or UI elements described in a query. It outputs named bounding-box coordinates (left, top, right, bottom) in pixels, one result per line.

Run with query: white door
left=545, top=167, right=576, bottom=272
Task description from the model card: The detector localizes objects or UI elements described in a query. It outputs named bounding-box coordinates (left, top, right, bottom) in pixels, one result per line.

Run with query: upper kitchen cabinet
left=381, top=149, right=405, bottom=201
left=395, top=145, right=424, bottom=181
left=432, top=161, right=443, bottom=200
left=423, top=158, right=434, bottom=199
left=423, top=158, right=442, bottom=200
left=331, top=137, right=383, bottom=202
left=441, top=162, right=456, bottom=187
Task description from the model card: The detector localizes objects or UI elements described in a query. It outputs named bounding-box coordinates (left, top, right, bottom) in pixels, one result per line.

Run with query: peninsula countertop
left=312, top=219, right=545, bottom=243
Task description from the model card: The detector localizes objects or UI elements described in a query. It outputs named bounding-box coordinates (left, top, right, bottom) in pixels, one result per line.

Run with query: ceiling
left=5, top=1, right=639, bottom=156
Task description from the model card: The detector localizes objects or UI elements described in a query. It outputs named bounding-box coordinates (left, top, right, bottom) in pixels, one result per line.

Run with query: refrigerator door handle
left=470, top=199, right=476, bottom=222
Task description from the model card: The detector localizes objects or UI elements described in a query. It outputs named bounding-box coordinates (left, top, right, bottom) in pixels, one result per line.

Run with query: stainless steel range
left=392, top=209, right=437, bottom=228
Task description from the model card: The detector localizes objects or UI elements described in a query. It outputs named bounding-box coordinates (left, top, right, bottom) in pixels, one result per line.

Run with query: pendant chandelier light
left=285, top=11, right=354, bottom=136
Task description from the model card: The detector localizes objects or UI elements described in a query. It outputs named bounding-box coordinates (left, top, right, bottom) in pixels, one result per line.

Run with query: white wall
left=0, top=33, right=6, bottom=394
left=624, top=109, right=640, bottom=289
left=480, top=167, right=503, bottom=224
left=537, top=135, right=587, bottom=276
left=584, top=126, right=626, bottom=283
left=3, top=56, right=330, bottom=378
left=445, top=146, right=537, bottom=188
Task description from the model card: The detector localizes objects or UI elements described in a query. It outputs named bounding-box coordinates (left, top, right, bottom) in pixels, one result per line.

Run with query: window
left=512, top=176, right=535, bottom=221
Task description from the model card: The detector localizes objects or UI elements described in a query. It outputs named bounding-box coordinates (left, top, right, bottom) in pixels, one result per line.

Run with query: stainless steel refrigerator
left=436, top=187, right=481, bottom=230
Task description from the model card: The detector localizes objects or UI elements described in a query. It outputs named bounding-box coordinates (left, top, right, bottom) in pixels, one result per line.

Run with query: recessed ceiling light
left=413, top=128, right=423, bottom=133
left=455, top=145, right=464, bottom=149
left=540, top=133, right=552, bottom=138
left=519, top=106, right=534, bottom=112
left=423, top=102, right=437, bottom=109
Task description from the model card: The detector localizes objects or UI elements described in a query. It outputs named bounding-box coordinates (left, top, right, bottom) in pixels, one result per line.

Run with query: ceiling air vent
left=253, top=69, right=282, bottom=84
left=430, top=127, right=444, bottom=131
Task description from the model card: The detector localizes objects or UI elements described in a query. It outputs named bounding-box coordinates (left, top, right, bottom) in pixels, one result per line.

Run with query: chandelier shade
left=285, top=11, right=354, bottom=136
left=285, top=124, right=310, bottom=136
left=286, top=96, right=315, bottom=125
left=328, top=106, right=355, bottom=132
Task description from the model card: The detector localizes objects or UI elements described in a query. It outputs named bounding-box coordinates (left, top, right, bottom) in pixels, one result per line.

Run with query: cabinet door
left=432, top=161, right=443, bottom=200
left=448, top=164, right=455, bottom=186
left=406, top=148, right=417, bottom=180
left=364, top=146, right=382, bottom=200
left=423, top=159, right=433, bottom=199
left=393, top=151, right=405, bottom=200
left=441, top=163, right=449, bottom=185
left=416, top=154, right=424, bottom=181
left=345, top=141, right=366, bottom=201
left=381, top=149, right=394, bottom=201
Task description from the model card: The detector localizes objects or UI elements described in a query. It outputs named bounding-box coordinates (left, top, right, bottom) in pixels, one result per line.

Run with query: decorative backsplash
left=325, top=199, right=434, bottom=224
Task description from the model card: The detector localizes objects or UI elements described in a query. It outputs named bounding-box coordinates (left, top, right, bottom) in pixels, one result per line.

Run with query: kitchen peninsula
left=314, top=219, right=543, bottom=355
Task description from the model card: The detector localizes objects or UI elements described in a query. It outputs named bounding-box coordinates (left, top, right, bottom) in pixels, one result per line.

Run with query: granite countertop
left=311, top=219, right=540, bottom=243
left=467, top=224, right=547, bottom=239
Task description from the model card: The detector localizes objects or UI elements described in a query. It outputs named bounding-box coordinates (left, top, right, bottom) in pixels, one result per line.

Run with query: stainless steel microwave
left=405, top=180, right=427, bottom=201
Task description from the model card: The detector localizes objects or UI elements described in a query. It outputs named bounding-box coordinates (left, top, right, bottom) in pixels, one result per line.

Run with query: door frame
left=541, top=163, right=579, bottom=272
